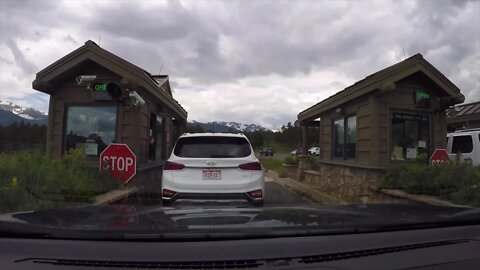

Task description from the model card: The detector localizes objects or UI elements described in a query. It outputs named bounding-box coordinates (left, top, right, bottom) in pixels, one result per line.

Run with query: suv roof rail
left=452, top=129, right=480, bottom=133
left=453, top=128, right=480, bottom=132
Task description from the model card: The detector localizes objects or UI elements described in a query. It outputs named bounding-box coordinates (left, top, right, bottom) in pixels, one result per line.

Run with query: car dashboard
left=2, top=224, right=480, bottom=270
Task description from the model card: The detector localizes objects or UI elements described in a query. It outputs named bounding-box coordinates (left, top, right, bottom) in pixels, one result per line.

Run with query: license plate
left=202, top=169, right=221, bottom=180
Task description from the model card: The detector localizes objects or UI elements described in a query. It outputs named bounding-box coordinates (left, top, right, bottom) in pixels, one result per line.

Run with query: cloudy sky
left=0, top=0, right=478, bottom=129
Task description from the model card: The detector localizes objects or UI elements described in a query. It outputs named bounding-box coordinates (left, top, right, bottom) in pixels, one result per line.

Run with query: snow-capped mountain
left=188, top=120, right=269, bottom=132
left=0, top=100, right=48, bottom=126
left=217, top=121, right=269, bottom=132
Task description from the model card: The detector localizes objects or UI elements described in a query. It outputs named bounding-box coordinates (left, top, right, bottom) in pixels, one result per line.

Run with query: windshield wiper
left=0, top=221, right=56, bottom=239
left=442, top=208, right=480, bottom=222
left=367, top=218, right=480, bottom=233
left=2, top=209, right=479, bottom=241
left=0, top=219, right=368, bottom=241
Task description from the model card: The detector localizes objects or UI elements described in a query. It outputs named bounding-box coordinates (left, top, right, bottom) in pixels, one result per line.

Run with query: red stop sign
left=99, top=144, right=137, bottom=183
left=430, top=149, right=450, bottom=165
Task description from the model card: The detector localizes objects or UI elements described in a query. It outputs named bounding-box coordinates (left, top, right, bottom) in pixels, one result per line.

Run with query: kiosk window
left=149, top=113, right=165, bottom=161
left=346, top=115, right=357, bottom=159
left=333, top=115, right=357, bottom=159
left=451, top=135, right=473, bottom=154
left=65, top=106, right=117, bottom=156
left=391, top=113, right=429, bottom=161
left=333, top=119, right=344, bottom=158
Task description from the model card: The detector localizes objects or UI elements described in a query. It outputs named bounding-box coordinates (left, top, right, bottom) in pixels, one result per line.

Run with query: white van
left=308, top=147, right=320, bottom=156
left=446, top=129, right=480, bottom=166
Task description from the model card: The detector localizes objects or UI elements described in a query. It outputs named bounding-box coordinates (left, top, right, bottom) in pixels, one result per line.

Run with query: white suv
left=162, top=133, right=265, bottom=205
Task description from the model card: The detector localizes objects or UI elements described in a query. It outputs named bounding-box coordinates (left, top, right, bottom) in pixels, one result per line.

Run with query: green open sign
left=93, top=83, right=108, bottom=91
left=416, top=91, right=429, bottom=99
left=415, top=91, right=430, bottom=104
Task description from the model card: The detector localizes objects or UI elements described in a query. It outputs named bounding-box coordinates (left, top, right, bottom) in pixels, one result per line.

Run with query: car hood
left=0, top=204, right=476, bottom=240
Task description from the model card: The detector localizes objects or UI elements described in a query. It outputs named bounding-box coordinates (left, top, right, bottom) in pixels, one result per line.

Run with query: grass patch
left=309, top=156, right=320, bottom=170
left=0, top=149, right=120, bottom=213
left=381, top=161, right=480, bottom=207
left=260, top=157, right=287, bottom=177
left=260, top=157, right=283, bottom=171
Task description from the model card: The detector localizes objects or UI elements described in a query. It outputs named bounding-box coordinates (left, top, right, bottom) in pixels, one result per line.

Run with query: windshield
left=0, top=0, right=479, bottom=241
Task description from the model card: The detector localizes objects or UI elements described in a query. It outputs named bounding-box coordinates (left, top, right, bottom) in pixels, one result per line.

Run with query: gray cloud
left=89, top=1, right=197, bottom=42
left=116, top=2, right=366, bottom=84
left=410, top=0, right=472, bottom=29
left=63, top=35, right=78, bottom=45
left=6, top=39, right=37, bottom=74
left=0, top=0, right=63, bottom=43
left=403, top=0, right=479, bottom=97
left=84, top=0, right=478, bottom=93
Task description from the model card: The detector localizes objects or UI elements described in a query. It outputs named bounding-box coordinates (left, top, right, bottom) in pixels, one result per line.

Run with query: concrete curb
left=266, top=170, right=345, bottom=205
left=92, top=187, right=140, bottom=205
left=379, top=189, right=472, bottom=208
left=265, top=169, right=471, bottom=208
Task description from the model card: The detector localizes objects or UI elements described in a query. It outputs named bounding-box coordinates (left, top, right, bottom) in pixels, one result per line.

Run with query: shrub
left=277, top=167, right=288, bottom=178
left=260, top=157, right=282, bottom=171
left=259, top=157, right=287, bottom=177
left=283, top=156, right=298, bottom=165
left=0, top=149, right=120, bottom=213
left=381, top=161, right=480, bottom=206
left=309, top=156, right=320, bottom=170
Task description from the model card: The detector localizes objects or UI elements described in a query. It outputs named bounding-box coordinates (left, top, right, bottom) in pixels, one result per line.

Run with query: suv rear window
left=174, top=136, right=252, bottom=158
left=451, top=135, right=473, bottom=153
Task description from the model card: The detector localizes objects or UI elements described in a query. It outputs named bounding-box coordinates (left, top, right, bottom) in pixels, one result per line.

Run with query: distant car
left=259, top=147, right=274, bottom=156
left=290, top=149, right=301, bottom=156
left=308, top=147, right=320, bottom=156
left=162, top=133, right=265, bottom=206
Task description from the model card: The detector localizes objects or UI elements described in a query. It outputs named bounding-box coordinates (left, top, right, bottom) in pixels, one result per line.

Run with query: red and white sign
left=106, top=205, right=139, bottom=229
left=100, top=143, right=137, bottom=183
left=430, top=149, right=450, bottom=165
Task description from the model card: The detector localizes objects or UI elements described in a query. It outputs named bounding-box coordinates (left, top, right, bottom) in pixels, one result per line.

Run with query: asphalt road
left=122, top=177, right=310, bottom=207
left=263, top=178, right=310, bottom=205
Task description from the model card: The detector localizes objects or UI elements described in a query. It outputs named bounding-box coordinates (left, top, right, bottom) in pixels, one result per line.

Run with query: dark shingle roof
left=447, top=101, right=480, bottom=118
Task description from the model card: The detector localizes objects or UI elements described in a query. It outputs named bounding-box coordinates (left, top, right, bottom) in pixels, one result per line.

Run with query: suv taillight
left=163, top=189, right=177, bottom=198
left=164, top=161, right=185, bottom=170
left=247, top=189, right=263, bottom=198
left=239, top=162, right=262, bottom=170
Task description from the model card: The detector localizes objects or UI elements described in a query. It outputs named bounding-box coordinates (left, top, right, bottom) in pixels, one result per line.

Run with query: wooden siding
left=320, top=117, right=332, bottom=160
left=165, top=116, right=173, bottom=157
left=357, top=102, right=371, bottom=165
left=433, top=112, right=447, bottom=149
